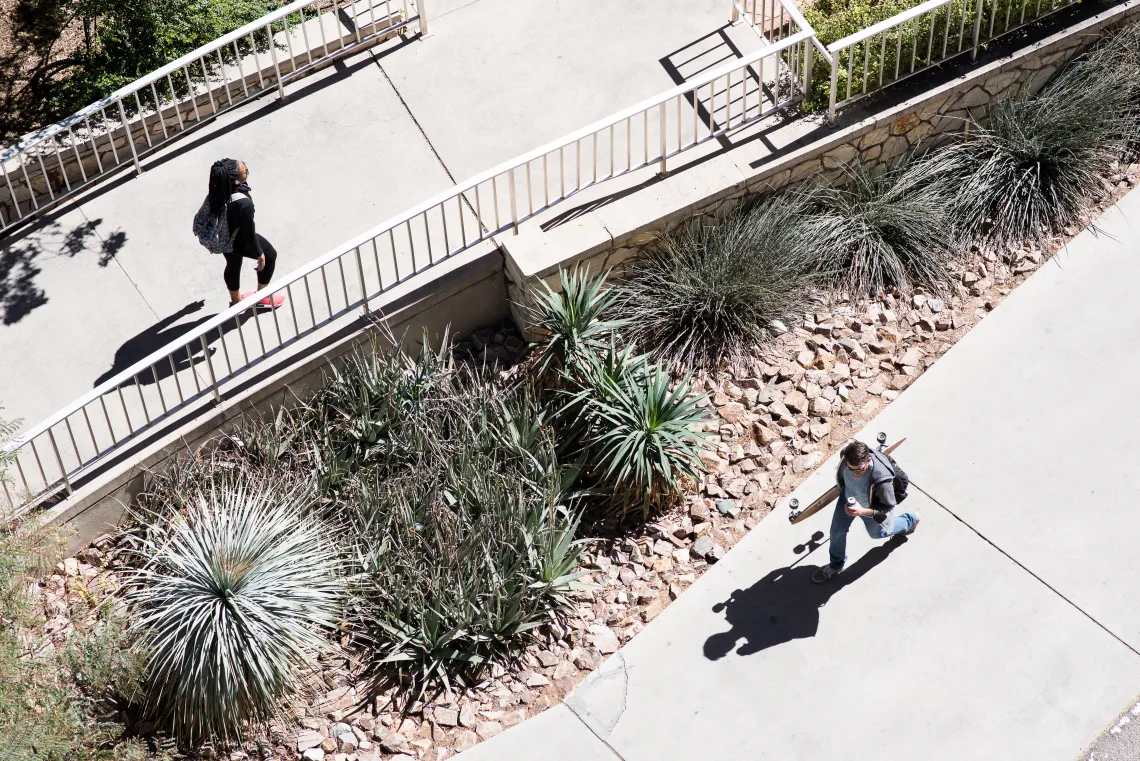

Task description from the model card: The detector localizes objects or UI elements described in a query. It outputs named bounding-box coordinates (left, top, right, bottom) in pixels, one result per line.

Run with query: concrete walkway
left=456, top=188, right=1140, bottom=759
left=0, top=0, right=766, bottom=430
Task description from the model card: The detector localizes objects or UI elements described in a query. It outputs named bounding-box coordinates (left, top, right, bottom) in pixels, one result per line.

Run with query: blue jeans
left=829, top=502, right=918, bottom=570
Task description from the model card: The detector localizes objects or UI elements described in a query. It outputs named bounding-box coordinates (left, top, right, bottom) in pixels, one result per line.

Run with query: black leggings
left=223, top=234, right=277, bottom=292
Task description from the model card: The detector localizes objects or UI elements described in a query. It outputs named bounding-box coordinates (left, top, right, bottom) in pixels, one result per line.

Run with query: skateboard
left=786, top=432, right=906, bottom=525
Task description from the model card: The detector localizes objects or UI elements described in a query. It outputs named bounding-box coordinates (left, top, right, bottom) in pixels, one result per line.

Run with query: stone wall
left=503, top=0, right=1140, bottom=339
left=0, top=14, right=404, bottom=230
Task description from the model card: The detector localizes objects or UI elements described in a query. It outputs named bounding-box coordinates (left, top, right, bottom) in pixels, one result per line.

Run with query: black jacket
left=225, top=183, right=262, bottom=255
left=835, top=450, right=898, bottom=524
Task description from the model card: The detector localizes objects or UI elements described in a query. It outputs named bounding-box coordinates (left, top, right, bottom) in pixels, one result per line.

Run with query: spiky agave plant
left=614, top=196, right=822, bottom=371
left=525, top=265, right=629, bottom=379
left=579, top=362, right=712, bottom=516
left=126, top=475, right=341, bottom=745
left=935, top=26, right=1140, bottom=247
left=807, top=156, right=962, bottom=297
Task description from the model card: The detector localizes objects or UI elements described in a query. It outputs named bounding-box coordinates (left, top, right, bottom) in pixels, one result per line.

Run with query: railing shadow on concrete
left=0, top=0, right=428, bottom=237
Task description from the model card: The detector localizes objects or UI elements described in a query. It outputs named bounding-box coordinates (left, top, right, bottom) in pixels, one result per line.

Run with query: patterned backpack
left=192, top=192, right=247, bottom=254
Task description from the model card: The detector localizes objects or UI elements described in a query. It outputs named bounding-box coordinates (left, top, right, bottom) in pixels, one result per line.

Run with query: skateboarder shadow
left=703, top=535, right=907, bottom=661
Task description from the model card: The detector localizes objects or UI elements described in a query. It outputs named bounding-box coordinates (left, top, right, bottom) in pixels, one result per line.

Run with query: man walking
left=812, top=440, right=920, bottom=583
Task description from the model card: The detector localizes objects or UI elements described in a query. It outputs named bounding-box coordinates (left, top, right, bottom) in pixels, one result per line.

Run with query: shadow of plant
left=0, top=216, right=127, bottom=324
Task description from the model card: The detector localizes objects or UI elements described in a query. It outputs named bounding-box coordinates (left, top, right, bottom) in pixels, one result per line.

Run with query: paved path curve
left=459, top=187, right=1140, bottom=760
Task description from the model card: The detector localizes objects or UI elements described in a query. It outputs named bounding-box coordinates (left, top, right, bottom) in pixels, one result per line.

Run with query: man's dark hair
left=842, top=441, right=870, bottom=466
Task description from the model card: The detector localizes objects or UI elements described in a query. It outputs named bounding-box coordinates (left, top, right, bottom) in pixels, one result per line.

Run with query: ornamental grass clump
left=934, top=25, right=1140, bottom=247
left=808, top=157, right=962, bottom=296
left=344, top=382, right=584, bottom=695
left=126, top=475, right=341, bottom=744
left=613, top=197, right=822, bottom=371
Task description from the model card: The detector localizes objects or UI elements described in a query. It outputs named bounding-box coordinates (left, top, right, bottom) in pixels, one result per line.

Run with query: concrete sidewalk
left=0, top=0, right=763, bottom=430
left=456, top=189, right=1140, bottom=758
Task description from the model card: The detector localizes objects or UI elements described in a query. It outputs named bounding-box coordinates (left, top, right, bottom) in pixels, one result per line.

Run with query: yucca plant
left=613, top=197, right=822, bottom=370
left=808, top=156, right=962, bottom=296
left=525, top=265, right=630, bottom=378
left=125, top=475, right=342, bottom=744
left=935, top=26, right=1140, bottom=247
left=577, top=362, right=712, bottom=516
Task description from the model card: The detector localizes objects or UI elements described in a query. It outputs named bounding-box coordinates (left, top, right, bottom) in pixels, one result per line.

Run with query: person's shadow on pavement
left=93, top=300, right=246, bottom=388
left=704, top=534, right=908, bottom=660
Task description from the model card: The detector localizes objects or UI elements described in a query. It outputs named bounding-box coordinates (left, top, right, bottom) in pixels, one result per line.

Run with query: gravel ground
left=1081, top=697, right=1140, bottom=761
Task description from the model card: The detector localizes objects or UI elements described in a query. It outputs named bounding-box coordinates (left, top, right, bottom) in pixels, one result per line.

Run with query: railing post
left=828, top=51, right=839, bottom=123
left=355, top=246, right=370, bottom=313
left=417, top=0, right=429, bottom=36
left=658, top=102, right=668, bottom=175
left=268, top=25, right=288, bottom=101
left=200, top=336, right=222, bottom=402
left=803, top=39, right=815, bottom=98
left=47, top=429, right=73, bottom=495
left=731, top=0, right=741, bottom=24
left=117, top=99, right=144, bottom=175
left=971, top=0, right=985, bottom=59
left=509, top=168, right=519, bottom=234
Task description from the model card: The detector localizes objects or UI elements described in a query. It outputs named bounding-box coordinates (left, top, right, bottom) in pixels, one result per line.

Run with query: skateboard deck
left=787, top=435, right=907, bottom=524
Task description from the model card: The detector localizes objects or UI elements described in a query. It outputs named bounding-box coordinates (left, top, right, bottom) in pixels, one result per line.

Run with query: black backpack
left=873, top=450, right=910, bottom=503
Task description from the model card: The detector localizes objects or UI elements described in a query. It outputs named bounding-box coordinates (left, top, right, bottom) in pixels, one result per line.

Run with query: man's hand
left=845, top=503, right=875, bottom=518
left=256, top=254, right=266, bottom=271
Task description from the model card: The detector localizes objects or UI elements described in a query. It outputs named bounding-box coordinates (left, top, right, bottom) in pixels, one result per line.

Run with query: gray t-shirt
left=842, top=465, right=873, bottom=511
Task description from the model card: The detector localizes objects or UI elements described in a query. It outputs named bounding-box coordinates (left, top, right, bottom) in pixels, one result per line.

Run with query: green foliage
left=125, top=474, right=342, bottom=744
left=528, top=269, right=714, bottom=516
left=5, top=0, right=280, bottom=139
left=933, top=24, right=1140, bottom=246
left=526, top=265, right=630, bottom=379
left=570, top=351, right=710, bottom=516
left=803, top=0, right=1081, bottom=111
left=807, top=156, right=961, bottom=295
left=0, top=521, right=143, bottom=761
left=613, top=197, right=822, bottom=371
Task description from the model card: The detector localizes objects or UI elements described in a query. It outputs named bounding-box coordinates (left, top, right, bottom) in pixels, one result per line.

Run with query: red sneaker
left=240, top=291, right=285, bottom=309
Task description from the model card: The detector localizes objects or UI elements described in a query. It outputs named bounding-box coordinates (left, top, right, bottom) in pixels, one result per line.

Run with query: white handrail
left=0, top=0, right=423, bottom=233
left=828, top=0, right=952, bottom=50
left=2, top=28, right=814, bottom=513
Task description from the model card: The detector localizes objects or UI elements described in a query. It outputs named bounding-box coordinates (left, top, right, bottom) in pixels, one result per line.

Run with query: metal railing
left=825, top=0, right=1079, bottom=119
left=0, top=26, right=814, bottom=516
left=0, top=0, right=427, bottom=236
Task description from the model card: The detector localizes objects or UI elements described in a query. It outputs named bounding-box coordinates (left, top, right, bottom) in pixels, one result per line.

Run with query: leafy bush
left=5, top=0, right=281, bottom=140
left=613, top=198, right=822, bottom=370
left=315, top=341, right=584, bottom=694
left=807, top=157, right=962, bottom=295
left=933, top=25, right=1140, bottom=246
left=126, top=474, right=342, bottom=744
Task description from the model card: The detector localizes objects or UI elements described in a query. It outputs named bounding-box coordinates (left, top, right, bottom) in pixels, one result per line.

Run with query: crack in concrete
left=564, top=651, right=631, bottom=761
left=918, top=482, right=1140, bottom=660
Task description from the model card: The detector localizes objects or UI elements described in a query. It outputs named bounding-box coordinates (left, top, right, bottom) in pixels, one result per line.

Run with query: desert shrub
left=613, top=197, right=822, bottom=370
left=934, top=25, right=1140, bottom=246
left=527, top=265, right=629, bottom=379
left=530, top=269, right=714, bottom=515
left=341, top=374, right=584, bottom=694
left=125, top=474, right=341, bottom=744
left=570, top=348, right=711, bottom=516
left=807, top=157, right=962, bottom=295
left=0, top=520, right=145, bottom=761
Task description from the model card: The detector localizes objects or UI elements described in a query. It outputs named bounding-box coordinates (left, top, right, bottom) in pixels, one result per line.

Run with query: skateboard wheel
left=877, top=432, right=887, bottom=446
left=789, top=498, right=799, bottom=509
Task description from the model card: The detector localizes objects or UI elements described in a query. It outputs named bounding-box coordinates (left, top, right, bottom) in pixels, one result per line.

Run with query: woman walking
left=205, top=158, right=284, bottom=308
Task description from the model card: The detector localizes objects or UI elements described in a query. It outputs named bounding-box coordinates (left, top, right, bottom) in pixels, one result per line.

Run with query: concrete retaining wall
left=504, top=0, right=1140, bottom=339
